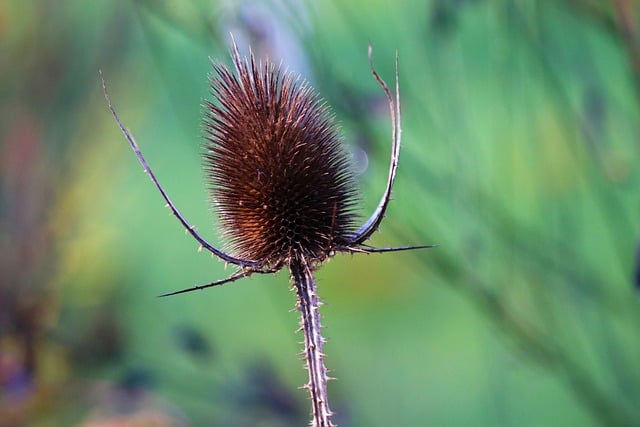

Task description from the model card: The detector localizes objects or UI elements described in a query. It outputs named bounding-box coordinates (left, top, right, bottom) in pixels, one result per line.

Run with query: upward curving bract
left=202, top=46, right=359, bottom=267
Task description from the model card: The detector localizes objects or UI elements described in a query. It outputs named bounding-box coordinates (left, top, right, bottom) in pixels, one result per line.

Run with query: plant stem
left=291, top=258, right=335, bottom=427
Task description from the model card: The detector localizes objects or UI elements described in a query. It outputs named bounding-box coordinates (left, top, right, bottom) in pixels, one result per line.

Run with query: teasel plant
left=100, top=37, right=434, bottom=427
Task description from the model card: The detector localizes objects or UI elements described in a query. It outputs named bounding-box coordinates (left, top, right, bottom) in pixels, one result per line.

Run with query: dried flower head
left=100, top=38, right=433, bottom=427
left=203, top=49, right=358, bottom=266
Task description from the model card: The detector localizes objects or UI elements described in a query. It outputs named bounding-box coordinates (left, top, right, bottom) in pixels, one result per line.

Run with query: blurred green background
left=2, top=0, right=640, bottom=426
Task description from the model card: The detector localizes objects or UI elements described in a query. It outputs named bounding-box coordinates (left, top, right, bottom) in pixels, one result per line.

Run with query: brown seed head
left=203, top=48, right=359, bottom=267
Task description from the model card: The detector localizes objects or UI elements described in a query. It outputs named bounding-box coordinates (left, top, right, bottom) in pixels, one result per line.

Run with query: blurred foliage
left=1, top=0, right=640, bottom=426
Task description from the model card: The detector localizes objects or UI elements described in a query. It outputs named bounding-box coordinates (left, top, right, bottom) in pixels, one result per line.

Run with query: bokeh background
left=2, top=0, right=640, bottom=426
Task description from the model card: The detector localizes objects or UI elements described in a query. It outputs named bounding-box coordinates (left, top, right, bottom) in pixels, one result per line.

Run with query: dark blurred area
left=1, top=0, right=640, bottom=425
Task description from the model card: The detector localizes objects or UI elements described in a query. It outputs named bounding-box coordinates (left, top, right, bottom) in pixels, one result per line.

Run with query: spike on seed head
left=202, top=46, right=359, bottom=267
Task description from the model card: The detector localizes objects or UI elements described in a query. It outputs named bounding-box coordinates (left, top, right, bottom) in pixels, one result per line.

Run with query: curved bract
left=348, top=46, right=401, bottom=246
left=100, top=70, right=259, bottom=269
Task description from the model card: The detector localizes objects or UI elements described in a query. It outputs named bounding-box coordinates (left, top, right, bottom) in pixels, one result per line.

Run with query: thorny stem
left=291, top=258, right=334, bottom=427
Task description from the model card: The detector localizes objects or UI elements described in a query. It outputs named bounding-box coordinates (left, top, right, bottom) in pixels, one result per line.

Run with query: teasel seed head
left=203, top=47, right=359, bottom=268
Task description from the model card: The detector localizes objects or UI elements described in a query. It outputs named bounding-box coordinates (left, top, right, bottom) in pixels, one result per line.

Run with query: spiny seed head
left=203, top=47, right=359, bottom=267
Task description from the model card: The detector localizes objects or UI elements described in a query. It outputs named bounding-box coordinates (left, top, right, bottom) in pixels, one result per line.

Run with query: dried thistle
left=100, top=38, right=433, bottom=427
left=202, top=45, right=359, bottom=266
